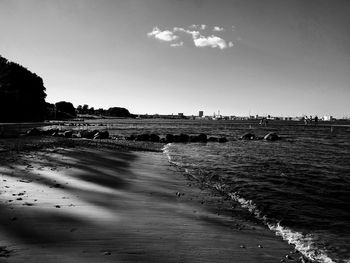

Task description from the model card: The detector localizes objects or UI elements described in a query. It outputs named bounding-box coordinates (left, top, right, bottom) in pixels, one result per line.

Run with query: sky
left=0, top=0, right=350, bottom=117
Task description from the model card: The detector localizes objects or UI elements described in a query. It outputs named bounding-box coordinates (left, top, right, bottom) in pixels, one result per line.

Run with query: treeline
left=76, top=104, right=133, bottom=118
left=46, top=102, right=134, bottom=119
left=0, top=55, right=133, bottom=122
left=0, top=55, right=47, bottom=122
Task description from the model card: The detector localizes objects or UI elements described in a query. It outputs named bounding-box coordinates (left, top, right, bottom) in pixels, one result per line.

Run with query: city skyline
left=1, top=0, right=349, bottom=118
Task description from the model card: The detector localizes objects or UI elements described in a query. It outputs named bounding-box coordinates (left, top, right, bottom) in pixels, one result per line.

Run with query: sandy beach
left=0, top=138, right=299, bottom=263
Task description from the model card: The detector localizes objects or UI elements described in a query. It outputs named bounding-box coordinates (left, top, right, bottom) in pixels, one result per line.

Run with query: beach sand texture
left=0, top=145, right=297, bottom=263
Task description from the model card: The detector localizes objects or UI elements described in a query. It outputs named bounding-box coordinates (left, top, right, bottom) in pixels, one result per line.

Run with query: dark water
left=161, top=124, right=350, bottom=263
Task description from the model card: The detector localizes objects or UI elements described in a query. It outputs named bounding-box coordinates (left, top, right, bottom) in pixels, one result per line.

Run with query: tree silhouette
left=76, top=105, right=83, bottom=114
left=55, top=101, right=76, bottom=119
left=107, top=107, right=132, bottom=117
left=82, top=104, right=89, bottom=114
left=0, top=55, right=47, bottom=122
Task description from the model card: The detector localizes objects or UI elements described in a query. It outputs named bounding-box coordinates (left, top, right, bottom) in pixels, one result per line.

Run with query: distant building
left=199, top=111, right=204, bottom=117
left=323, top=116, right=333, bottom=121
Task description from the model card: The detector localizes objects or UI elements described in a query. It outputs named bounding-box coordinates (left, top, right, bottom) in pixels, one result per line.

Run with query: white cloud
left=174, top=27, right=200, bottom=39
left=147, top=27, right=178, bottom=42
left=193, top=35, right=228, bottom=50
left=170, top=42, right=184, bottom=47
left=213, top=26, right=224, bottom=32
left=228, top=41, right=234, bottom=47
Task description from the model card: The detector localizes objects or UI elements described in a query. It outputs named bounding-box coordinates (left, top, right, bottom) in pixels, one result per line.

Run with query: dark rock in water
left=189, top=133, right=207, bottom=143
left=112, top=135, right=124, bottom=140
left=173, top=133, right=189, bottom=143
left=218, top=137, right=228, bottom=143
left=0, top=246, right=12, bottom=258
left=79, top=130, right=99, bottom=139
left=208, top=137, right=219, bottom=142
left=173, top=135, right=180, bottom=142
left=149, top=134, right=160, bottom=142
left=126, top=134, right=136, bottom=141
left=189, top=135, right=200, bottom=142
left=240, top=133, right=256, bottom=140
left=210, top=174, right=220, bottom=181
left=42, top=129, right=58, bottom=136
left=26, top=128, right=41, bottom=136
left=93, top=131, right=109, bottom=139
left=136, top=133, right=150, bottom=141
left=63, top=130, right=73, bottom=138
left=198, top=133, right=207, bottom=142
left=166, top=134, right=174, bottom=143
left=52, top=132, right=59, bottom=137
left=180, top=133, right=190, bottom=142
left=264, top=132, right=279, bottom=141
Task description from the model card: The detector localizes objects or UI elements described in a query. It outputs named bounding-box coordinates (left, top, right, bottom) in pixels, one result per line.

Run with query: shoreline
left=0, top=137, right=302, bottom=262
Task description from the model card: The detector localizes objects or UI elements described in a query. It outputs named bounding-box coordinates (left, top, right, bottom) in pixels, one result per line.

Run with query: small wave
left=221, top=187, right=336, bottom=263
left=162, top=143, right=183, bottom=167
left=161, top=143, right=172, bottom=157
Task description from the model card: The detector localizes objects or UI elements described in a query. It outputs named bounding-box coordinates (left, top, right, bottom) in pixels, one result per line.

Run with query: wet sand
left=0, top=143, right=299, bottom=262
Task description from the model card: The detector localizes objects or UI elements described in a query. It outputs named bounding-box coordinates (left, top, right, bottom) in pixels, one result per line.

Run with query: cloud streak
left=170, top=42, right=184, bottom=47
left=148, top=25, right=234, bottom=50
left=189, top=24, right=206, bottom=30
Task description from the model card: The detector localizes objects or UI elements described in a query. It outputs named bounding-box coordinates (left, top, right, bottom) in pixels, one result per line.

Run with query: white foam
left=162, top=143, right=182, bottom=166
left=223, top=188, right=336, bottom=263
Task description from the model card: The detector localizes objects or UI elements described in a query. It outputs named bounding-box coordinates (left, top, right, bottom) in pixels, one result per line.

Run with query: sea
left=68, top=119, right=350, bottom=263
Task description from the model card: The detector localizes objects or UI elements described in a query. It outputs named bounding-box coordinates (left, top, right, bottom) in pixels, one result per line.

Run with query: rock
left=208, top=137, right=219, bottom=142
left=190, top=133, right=207, bottom=143
left=264, top=132, right=279, bottom=141
left=189, top=135, right=200, bottom=142
left=218, top=137, right=228, bottom=143
left=210, top=174, right=220, bottom=181
left=93, top=131, right=109, bottom=139
left=52, top=132, right=63, bottom=137
left=165, top=134, right=174, bottom=143
left=240, top=133, right=256, bottom=140
left=136, top=133, right=150, bottom=141
left=149, top=134, right=160, bottom=142
left=173, top=133, right=189, bottom=143
left=26, top=128, right=41, bottom=136
left=42, top=128, right=58, bottom=136
left=63, top=130, right=73, bottom=138
left=159, top=137, right=167, bottom=143
left=125, top=134, right=136, bottom=141
left=79, top=130, right=98, bottom=139
left=198, top=133, right=207, bottom=142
